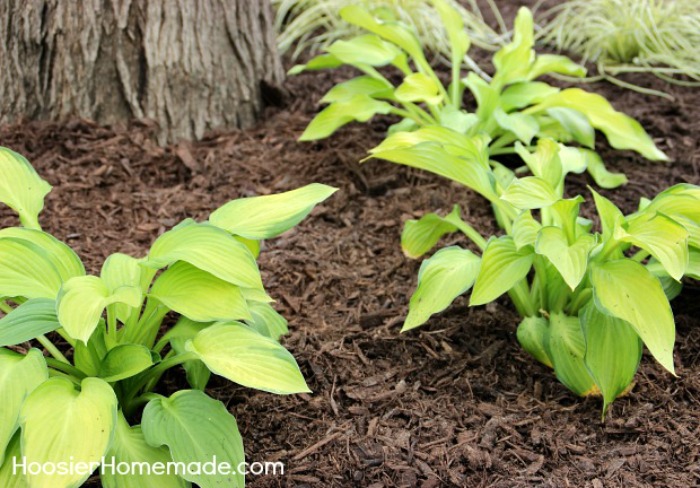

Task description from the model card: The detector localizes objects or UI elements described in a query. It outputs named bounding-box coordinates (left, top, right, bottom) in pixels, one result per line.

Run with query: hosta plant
left=295, top=3, right=667, bottom=198
left=0, top=147, right=336, bottom=488
left=401, top=140, right=700, bottom=415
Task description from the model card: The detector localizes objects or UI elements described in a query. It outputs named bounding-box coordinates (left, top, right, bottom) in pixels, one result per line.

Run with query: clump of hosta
left=0, top=147, right=336, bottom=488
left=401, top=140, right=699, bottom=415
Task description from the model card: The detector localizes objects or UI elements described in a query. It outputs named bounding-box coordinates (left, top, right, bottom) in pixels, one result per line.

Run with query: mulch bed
left=2, top=3, right=700, bottom=486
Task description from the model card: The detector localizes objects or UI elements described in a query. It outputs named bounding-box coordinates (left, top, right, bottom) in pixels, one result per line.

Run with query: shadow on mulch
left=2, top=13, right=700, bottom=488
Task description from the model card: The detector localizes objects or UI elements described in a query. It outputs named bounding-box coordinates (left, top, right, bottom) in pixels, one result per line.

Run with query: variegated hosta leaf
left=0, top=147, right=52, bottom=230
left=19, top=377, right=117, bottom=488
left=403, top=246, right=481, bottom=331
left=186, top=322, right=309, bottom=394
left=209, top=184, right=337, bottom=240
left=141, top=390, right=245, bottom=488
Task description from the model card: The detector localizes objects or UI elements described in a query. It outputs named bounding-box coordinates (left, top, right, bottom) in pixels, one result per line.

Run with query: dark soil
left=2, top=3, right=700, bottom=487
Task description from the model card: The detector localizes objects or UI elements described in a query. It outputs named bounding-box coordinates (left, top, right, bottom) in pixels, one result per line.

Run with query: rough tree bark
left=0, top=0, right=283, bottom=144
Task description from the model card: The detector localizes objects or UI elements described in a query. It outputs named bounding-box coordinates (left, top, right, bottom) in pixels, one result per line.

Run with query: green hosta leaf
left=463, top=73, right=499, bottom=130
left=591, top=260, right=676, bottom=374
left=536, top=228, right=596, bottom=290
left=471, top=236, right=534, bottom=305
left=581, top=303, right=642, bottom=415
left=0, top=349, right=47, bottom=465
left=501, top=176, right=559, bottom=210
left=101, top=253, right=150, bottom=323
left=57, top=275, right=141, bottom=344
left=616, top=213, right=689, bottom=281
left=339, top=5, right=427, bottom=68
left=19, top=377, right=117, bottom=488
left=0, top=433, right=28, bottom=488
left=688, top=248, right=700, bottom=280
left=74, top=325, right=108, bottom=377
left=0, top=298, right=59, bottom=347
left=147, top=221, right=263, bottom=290
left=500, top=82, right=560, bottom=112
left=371, top=125, right=486, bottom=154
left=584, top=150, right=628, bottom=189
left=0, top=228, right=85, bottom=280
left=438, top=106, right=478, bottom=134
left=534, top=89, right=667, bottom=161
left=494, top=109, right=539, bottom=145
left=528, top=54, right=586, bottom=80
left=209, top=183, right=337, bottom=240
left=320, top=76, right=393, bottom=103
left=547, top=313, right=597, bottom=396
left=512, top=211, right=541, bottom=250
left=644, top=186, right=700, bottom=248
left=0, top=147, right=52, bottom=230
left=369, top=141, right=497, bottom=201
left=395, top=72, right=443, bottom=106
left=516, top=316, right=552, bottom=367
left=299, top=94, right=393, bottom=140
left=0, top=238, right=65, bottom=299
left=325, top=34, right=401, bottom=67
left=431, top=0, right=470, bottom=68
left=186, top=322, right=309, bottom=394
left=545, top=108, right=595, bottom=149
left=550, top=196, right=585, bottom=242
left=514, top=139, right=563, bottom=188
left=403, top=246, right=481, bottom=331
left=646, top=258, right=684, bottom=300
left=99, top=344, right=154, bottom=382
left=590, top=189, right=625, bottom=240
left=150, top=262, right=251, bottom=323
left=171, top=336, right=211, bottom=391
left=557, top=145, right=588, bottom=176
left=288, top=54, right=342, bottom=75
left=245, top=302, right=289, bottom=341
left=102, top=413, right=188, bottom=488
left=492, top=7, right=535, bottom=87
left=142, top=390, right=244, bottom=488
left=401, top=205, right=460, bottom=258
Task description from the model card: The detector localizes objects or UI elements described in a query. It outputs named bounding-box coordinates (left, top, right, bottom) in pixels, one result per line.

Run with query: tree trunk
left=0, top=0, right=283, bottom=145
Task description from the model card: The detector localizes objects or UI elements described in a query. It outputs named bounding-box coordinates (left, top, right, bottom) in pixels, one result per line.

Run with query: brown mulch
left=2, top=5, right=700, bottom=488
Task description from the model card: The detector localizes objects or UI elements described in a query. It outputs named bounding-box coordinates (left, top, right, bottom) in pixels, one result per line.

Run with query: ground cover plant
left=273, top=0, right=507, bottom=77
left=292, top=0, right=695, bottom=413
left=0, top=146, right=336, bottom=488
left=537, top=0, right=700, bottom=97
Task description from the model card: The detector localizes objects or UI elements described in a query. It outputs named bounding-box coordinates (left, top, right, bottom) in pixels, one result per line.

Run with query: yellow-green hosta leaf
left=512, top=211, right=541, bottom=250
left=98, top=344, right=154, bottom=382
left=0, top=238, right=65, bottom=299
left=590, top=188, right=625, bottom=240
left=644, top=186, right=700, bottom=248
left=438, top=106, right=478, bottom=133
left=0, top=299, right=60, bottom=347
left=534, top=88, right=667, bottom=161
left=500, top=82, right=560, bottom=112
left=550, top=196, right=585, bottom=242
left=0, top=433, right=28, bottom=488
left=170, top=335, right=211, bottom=391
left=492, top=7, right=535, bottom=87
left=500, top=176, right=559, bottom=210
left=536, top=227, right=596, bottom=290
left=0, top=349, right=47, bottom=465
left=0, top=228, right=84, bottom=280
left=528, top=54, right=586, bottom=81
left=370, top=125, right=486, bottom=155
left=646, top=258, right=684, bottom=300
left=545, top=107, right=595, bottom=149
left=57, top=276, right=142, bottom=344
left=0, top=147, right=52, bottom=230
left=321, top=76, right=394, bottom=104
left=141, top=390, right=244, bottom=488
left=591, top=260, right=676, bottom=374
left=688, top=248, right=700, bottom=280
left=514, top=139, right=563, bottom=188
left=494, top=109, right=539, bottom=145
left=186, top=322, right=310, bottom=394
left=73, top=325, right=108, bottom=377
left=325, top=34, right=402, bottom=67
left=547, top=313, right=598, bottom=396
left=299, top=94, right=393, bottom=141
left=581, top=303, right=642, bottom=416
left=463, top=73, right=499, bottom=129
left=147, top=222, right=263, bottom=290
left=149, top=262, right=251, bottom=323
left=19, top=377, right=117, bottom=488
left=288, top=53, right=342, bottom=75
left=102, top=413, right=187, bottom=488
left=516, top=316, right=552, bottom=368
left=403, top=246, right=481, bottom=332
left=245, top=302, right=289, bottom=341
left=583, top=149, right=628, bottom=189
left=557, top=145, right=588, bottom=176
left=395, top=72, right=443, bottom=106
left=471, top=236, right=534, bottom=305
left=616, top=213, right=689, bottom=281
left=401, top=205, right=460, bottom=259
left=431, top=0, right=470, bottom=66
left=101, top=253, right=149, bottom=324
left=209, top=184, right=337, bottom=240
